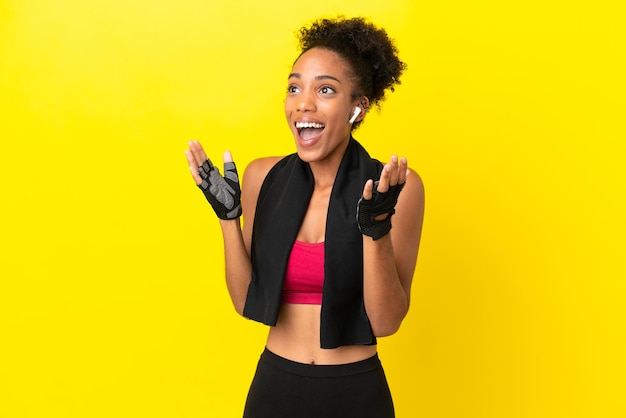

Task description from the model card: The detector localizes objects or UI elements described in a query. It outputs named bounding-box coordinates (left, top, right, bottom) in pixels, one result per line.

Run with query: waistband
left=259, top=348, right=382, bottom=378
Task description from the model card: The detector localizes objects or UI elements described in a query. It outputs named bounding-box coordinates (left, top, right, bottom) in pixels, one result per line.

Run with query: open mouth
left=296, top=122, right=325, bottom=140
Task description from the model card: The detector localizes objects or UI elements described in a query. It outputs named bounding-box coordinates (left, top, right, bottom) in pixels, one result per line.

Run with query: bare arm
left=218, top=218, right=251, bottom=315
left=185, top=140, right=279, bottom=315
left=361, top=156, right=425, bottom=336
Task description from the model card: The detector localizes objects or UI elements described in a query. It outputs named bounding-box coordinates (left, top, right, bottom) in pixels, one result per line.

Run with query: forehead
left=290, top=47, right=353, bottom=80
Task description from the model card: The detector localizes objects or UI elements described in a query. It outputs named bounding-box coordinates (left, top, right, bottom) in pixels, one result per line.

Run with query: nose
left=296, top=89, right=316, bottom=113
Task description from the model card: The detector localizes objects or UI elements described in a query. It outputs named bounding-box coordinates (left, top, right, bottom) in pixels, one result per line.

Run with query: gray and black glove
left=197, top=158, right=242, bottom=220
left=356, top=181, right=405, bottom=240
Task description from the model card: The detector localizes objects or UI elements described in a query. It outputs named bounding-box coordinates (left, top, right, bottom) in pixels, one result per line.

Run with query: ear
left=360, top=97, right=370, bottom=111
left=349, top=97, right=370, bottom=125
left=355, top=97, right=370, bottom=123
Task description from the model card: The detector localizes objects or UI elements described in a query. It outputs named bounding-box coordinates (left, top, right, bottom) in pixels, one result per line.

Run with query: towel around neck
left=243, top=138, right=383, bottom=349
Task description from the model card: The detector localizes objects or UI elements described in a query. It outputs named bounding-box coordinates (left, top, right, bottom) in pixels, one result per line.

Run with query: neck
left=308, top=137, right=351, bottom=189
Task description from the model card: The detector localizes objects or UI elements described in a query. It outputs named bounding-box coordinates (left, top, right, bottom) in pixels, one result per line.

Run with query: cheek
left=330, top=105, right=351, bottom=125
left=322, top=101, right=350, bottom=120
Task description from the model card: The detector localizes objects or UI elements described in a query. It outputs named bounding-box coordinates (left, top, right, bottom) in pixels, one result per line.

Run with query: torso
left=244, top=155, right=377, bottom=365
left=266, top=304, right=377, bottom=365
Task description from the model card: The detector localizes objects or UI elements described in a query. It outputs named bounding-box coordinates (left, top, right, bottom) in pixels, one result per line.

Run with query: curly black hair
left=297, top=16, right=406, bottom=110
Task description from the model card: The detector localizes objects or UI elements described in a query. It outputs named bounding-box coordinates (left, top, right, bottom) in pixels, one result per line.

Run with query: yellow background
left=1, top=0, right=624, bottom=417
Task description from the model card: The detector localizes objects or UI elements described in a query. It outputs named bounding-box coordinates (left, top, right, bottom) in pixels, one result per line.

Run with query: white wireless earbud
left=349, top=107, right=362, bottom=124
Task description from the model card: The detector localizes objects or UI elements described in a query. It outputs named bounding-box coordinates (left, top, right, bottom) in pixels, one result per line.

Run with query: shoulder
left=394, top=168, right=425, bottom=238
left=404, top=168, right=425, bottom=201
left=244, top=156, right=284, bottom=181
left=241, top=156, right=285, bottom=206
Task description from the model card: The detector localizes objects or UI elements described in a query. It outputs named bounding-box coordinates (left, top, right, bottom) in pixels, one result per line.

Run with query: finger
left=184, top=148, right=196, bottom=167
left=377, top=164, right=390, bottom=193
left=188, top=140, right=208, bottom=167
left=195, top=140, right=210, bottom=165
left=223, top=150, right=233, bottom=164
left=398, top=157, right=408, bottom=184
left=388, top=155, right=399, bottom=187
left=184, top=150, right=202, bottom=185
left=362, top=179, right=374, bottom=200
left=186, top=140, right=202, bottom=167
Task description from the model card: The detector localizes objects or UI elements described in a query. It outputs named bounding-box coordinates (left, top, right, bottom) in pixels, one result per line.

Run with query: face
left=285, top=47, right=362, bottom=164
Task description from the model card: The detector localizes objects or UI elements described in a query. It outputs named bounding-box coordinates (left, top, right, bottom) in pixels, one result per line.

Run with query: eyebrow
left=288, top=73, right=342, bottom=83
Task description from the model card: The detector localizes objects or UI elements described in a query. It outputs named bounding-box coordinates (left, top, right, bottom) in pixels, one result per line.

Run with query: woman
left=185, top=16, right=424, bottom=418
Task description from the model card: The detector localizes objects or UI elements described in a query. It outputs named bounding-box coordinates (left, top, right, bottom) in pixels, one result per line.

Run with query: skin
left=185, top=47, right=425, bottom=365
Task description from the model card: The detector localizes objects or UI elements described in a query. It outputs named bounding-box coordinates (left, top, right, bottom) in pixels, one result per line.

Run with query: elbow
left=372, top=322, right=402, bottom=338
left=229, top=288, right=249, bottom=317
left=368, top=298, right=409, bottom=338
left=370, top=310, right=408, bottom=338
left=232, top=298, right=246, bottom=317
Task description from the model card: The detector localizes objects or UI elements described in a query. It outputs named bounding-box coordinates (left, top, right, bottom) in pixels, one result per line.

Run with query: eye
left=287, top=85, right=300, bottom=94
left=319, top=86, right=336, bottom=94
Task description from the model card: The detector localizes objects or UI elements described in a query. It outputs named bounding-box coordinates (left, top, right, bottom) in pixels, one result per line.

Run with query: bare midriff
left=265, top=303, right=377, bottom=365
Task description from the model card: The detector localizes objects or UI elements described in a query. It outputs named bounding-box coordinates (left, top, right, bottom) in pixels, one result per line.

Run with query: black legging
left=243, top=348, right=395, bottom=418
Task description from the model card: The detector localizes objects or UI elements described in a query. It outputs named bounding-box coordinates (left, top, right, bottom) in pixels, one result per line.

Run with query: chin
left=294, top=146, right=319, bottom=163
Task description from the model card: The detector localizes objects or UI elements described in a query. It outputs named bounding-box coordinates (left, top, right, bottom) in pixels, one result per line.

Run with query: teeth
left=296, top=122, right=325, bottom=129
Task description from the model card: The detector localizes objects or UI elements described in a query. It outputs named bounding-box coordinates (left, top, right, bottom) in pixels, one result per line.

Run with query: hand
left=185, top=140, right=242, bottom=220
left=357, top=155, right=408, bottom=240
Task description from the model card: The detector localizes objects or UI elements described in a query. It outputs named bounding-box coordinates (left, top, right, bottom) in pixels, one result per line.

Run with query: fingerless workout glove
left=356, top=181, right=405, bottom=240
left=197, top=159, right=242, bottom=220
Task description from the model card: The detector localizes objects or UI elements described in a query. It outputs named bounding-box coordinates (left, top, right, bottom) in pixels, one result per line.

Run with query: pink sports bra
left=281, top=240, right=325, bottom=304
